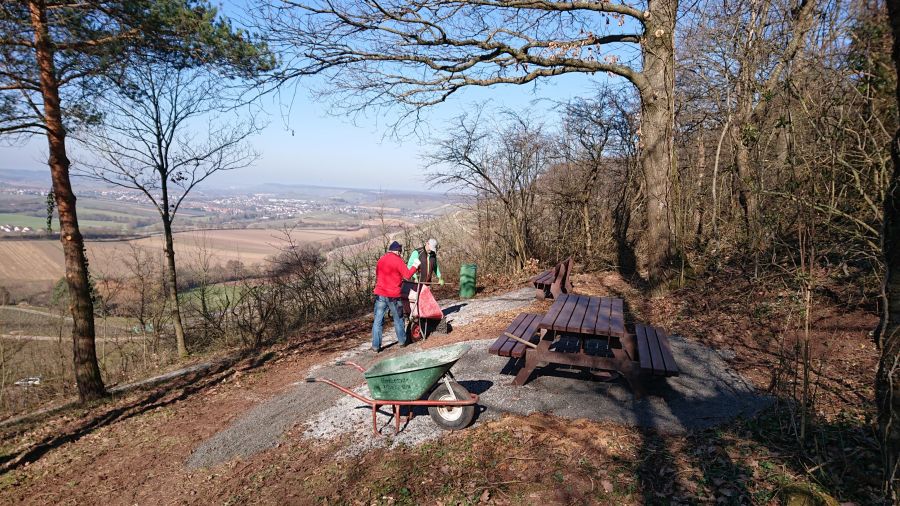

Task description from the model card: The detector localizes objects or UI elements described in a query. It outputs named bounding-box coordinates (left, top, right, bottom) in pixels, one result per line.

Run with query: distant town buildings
left=0, top=225, right=33, bottom=234
left=0, top=181, right=448, bottom=235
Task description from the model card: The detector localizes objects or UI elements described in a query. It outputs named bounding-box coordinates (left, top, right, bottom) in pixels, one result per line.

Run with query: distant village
left=0, top=224, right=33, bottom=234
left=0, top=182, right=445, bottom=236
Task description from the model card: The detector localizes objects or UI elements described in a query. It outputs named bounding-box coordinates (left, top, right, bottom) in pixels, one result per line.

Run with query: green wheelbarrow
left=306, top=343, right=478, bottom=435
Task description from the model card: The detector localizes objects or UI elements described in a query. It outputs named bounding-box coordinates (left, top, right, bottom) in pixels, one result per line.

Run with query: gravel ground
left=437, top=287, right=536, bottom=327
left=187, top=288, right=768, bottom=467
left=186, top=288, right=536, bottom=468
left=301, top=336, right=769, bottom=457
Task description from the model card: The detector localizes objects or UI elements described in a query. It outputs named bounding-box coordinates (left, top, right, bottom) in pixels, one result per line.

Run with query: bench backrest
left=549, top=257, right=574, bottom=298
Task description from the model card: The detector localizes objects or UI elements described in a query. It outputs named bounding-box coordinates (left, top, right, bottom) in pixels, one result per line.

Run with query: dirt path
left=0, top=306, right=69, bottom=319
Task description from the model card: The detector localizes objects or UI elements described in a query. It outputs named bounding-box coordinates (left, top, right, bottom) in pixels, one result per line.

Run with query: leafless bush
left=428, top=109, right=549, bottom=273
left=183, top=227, right=378, bottom=351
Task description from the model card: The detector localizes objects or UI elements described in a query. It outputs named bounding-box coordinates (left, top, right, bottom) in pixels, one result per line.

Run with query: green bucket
left=459, top=263, right=477, bottom=299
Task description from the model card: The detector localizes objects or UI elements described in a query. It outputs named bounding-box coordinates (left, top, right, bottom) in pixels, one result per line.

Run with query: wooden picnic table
left=512, top=293, right=644, bottom=394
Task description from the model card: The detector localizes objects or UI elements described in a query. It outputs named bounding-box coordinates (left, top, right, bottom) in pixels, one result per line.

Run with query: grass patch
left=0, top=213, right=125, bottom=231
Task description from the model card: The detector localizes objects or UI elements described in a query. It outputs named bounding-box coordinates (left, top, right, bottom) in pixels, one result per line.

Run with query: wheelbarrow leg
left=394, top=404, right=401, bottom=434
left=372, top=403, right=380, bottom=436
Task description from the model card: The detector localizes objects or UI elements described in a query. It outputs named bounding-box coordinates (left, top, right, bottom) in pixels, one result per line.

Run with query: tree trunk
left=731, top=109, right=758, bottom=237
left=28, top=0, right=105, bottom=401
left=695, top=133, right=707, bottom=248
left=877, top=2, right=900, bottom=500
left=638, top=0, right=678, bottom=290
left=582, top=164, right=601, bottom=260
left=162, top=214, right=188, bottom=358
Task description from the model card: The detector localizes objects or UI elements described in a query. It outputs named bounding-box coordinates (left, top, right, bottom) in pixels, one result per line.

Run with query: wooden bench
left=488, top=313, right=543, bottom=358
left=634, top=324, right=679, bottom=377
left=530, top=257, right=574, bottom=299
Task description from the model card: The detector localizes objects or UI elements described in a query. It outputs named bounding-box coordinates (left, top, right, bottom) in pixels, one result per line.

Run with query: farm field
left=0, top=212, right=120, bottom=231
left=0, top=227, right=372, bottom=299
left=0, top=306, right=135, bottom=340
left=0, top=197, right=214, bottom=235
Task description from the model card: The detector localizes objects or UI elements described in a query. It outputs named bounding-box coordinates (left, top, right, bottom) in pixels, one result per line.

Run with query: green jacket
left=407, top=247, right=441, bottom=283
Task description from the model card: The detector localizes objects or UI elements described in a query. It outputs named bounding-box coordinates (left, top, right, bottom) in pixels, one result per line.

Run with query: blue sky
left=0, top=1, right=636, bottom=192
left=1, top=76, right=612, bottom=191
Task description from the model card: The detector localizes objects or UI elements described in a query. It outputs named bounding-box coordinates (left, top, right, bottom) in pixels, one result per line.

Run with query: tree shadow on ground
left=490, top=294, right=766, bottom=503
left=442, top=303, right=467, bottom=315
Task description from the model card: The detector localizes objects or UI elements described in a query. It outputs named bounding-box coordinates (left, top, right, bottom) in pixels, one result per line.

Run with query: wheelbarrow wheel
left=427, top=381, right=474, bottom=431
left=406, top=320, right=424, bottom=342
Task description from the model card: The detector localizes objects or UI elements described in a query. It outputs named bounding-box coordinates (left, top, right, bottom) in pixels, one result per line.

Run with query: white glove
left=412, top=259, right=421, bottom=269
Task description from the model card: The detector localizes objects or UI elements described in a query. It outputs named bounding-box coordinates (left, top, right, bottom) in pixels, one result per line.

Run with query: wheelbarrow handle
left=334, top=360, right=365, bottom=373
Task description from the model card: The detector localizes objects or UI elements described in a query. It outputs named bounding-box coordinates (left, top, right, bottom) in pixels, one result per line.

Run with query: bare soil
left=0, top=270, right=884, bottom=505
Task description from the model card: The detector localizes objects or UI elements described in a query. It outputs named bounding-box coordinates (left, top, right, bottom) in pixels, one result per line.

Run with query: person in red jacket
left=372, top=241, right=420, bottom=352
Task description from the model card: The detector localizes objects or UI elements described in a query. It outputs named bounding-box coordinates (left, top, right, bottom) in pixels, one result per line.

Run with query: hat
left=427, top=238, right=437, bottom=251
left=389, top=241, right=402, bottom=252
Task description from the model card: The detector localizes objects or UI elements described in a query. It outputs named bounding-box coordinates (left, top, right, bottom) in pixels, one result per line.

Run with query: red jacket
left=374, top=252, right=418, bottom=298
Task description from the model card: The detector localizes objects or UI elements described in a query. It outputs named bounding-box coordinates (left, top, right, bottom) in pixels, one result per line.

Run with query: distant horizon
left=0, top=166, right=461, bottom=196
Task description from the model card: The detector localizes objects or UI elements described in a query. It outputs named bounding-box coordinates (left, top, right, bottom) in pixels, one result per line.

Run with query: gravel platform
left=187, top=288, right=769, bottom=467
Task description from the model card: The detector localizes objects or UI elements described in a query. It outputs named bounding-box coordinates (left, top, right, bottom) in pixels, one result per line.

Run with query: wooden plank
left=549, top=260, right=567, bottom=298
left=561, top=257, right=574, bottom=293
left=645, top=326, right=665, bottom=375
left=500, top=313, right=537, bottom=357
left=533, top=271, right=554, bottom=285
left=594, top=297, right=611, bottom=336
left=652, top=326, right=679, bottom=375
left=609, top=298, right=625, bottom=337
left=489, top=313, right=526, bottom=355
left=539, top=294, right=568, bottom=329
left=551, top=294, right=578, bottom=332
left=499, top=314, right=534, bottom=357
left=511, top=315, right=545, bottom=358
left=636, top=324, right=653, bottom=371
left=532, top=269, right=550, bottom=281
left=565, top=295, right=590, bottom=333
left=509, top=314, right=542, bottom=356
left=580, top=296, right=602, bottom=334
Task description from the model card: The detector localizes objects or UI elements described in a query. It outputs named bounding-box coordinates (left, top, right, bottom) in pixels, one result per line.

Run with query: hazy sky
left=0, top=3, right=627, bottom=192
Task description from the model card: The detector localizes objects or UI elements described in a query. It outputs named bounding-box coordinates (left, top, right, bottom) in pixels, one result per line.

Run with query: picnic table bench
left=488, top=313, right=543, bottom=358
left=530, top=257, right=574, bottom=299
left=635, top=323, right=680, bottom=377
left=502, top=293, right=679, bottom=396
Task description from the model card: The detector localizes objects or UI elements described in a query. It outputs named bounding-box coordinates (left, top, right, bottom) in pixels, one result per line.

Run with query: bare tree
left=684, top=0, right=819, bottom=250
left=261, top=0, right=680, bottom=287
left=428, top=109, right=548, bottom=271
left=555, top=86, right=640, bottom=273
left=1, top=0, right=273, bottom=400
left=77, top=62, right=260, bottom=357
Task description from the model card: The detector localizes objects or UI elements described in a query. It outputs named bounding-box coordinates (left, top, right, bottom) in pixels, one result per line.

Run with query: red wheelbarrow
left=306, top=343, right=478, bottom=435
left=401, top=280, right=449, bottom=341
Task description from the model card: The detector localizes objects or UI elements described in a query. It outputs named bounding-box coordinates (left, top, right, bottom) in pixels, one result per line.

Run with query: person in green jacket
left=407, top=238, right=443, bottom=285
